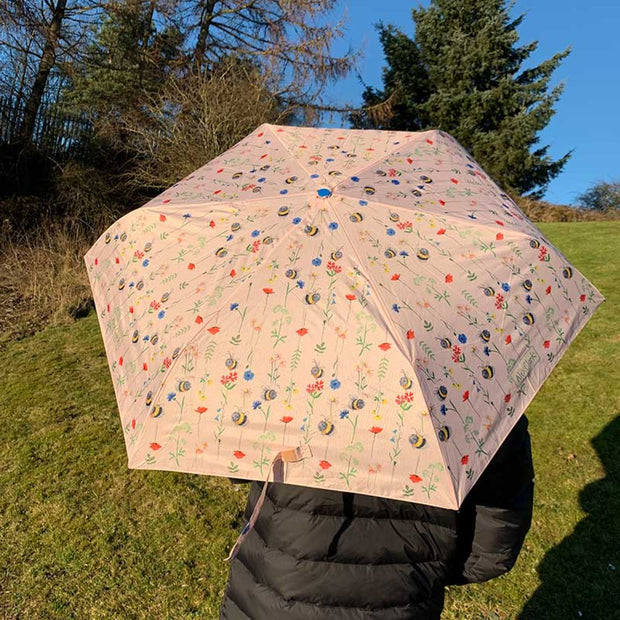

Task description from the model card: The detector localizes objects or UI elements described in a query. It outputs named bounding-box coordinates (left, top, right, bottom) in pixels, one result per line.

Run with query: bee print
left=145, top=391, right=153, bottom=407
left=400, top=374, right=413, bottom=390
left=523, top=279, right=533, bottom=291
left=411, top=189, right=422, bottom=197
left=416, top=248, right=430, bottom=261
left=409, top=434, right=426, bottom=449
left=150, top=405, right=163, bottom=419
left=330, top=249, right=343, bottom=261
left=389, top=212, right=400, bottom=222
left=172, top=346, right=181, bottom=360
left=350, top=212, right=363, bottom=222
left=364, top=186, right=376, bottom=195
left=481, top=366, right=494, bottom=380
left=562, top=267, right=573, bottom=279
left=522, top=313, right=535, bottom=325
left=120, top=232, right=127, bottom=242
left=384, top=248, right=396, bottom=259
left=437, top=386, right=448, bottom=400
left=132, top=329, right=139, bottom=343
left=305, top=225, right=319, bottom=236
left=215, top=247, right=228, bottom=257
left=232, top=172, right=243, bottom=179
left=482, top=286, right=495, bottom=297
left=118, top=278, right=126, bottom=291
left=480, top=330, right=491, bottom=342
left=151, top=333, right=159, bottom=346
left=318, top=420, right=335, bottom=435
left=285, top=269, right=298, bottom=280
left=161, top=292, right=170, bottom=303
left=178, top=380, right=191, bottom=392
left=529, top=239, right=541, bottom=249
left=438, top=426, right=451, bottom=442
left=310, top=363, right=323, bottom=379
left=305, top=292, right=320, bottom=304
left=144, top=242, right=152, bottom=253
left=225, top=357, right=238, bottom=370
left=438, top=337, right=452, bottom=349
left=351, top=398, right=365, bottom=410
left=231, top=411, right=247, bottom=426
left=264, top=388, right=277, bottom=401
left=285, top=176, right=298, bottom=184
left=419, top=175, right=433, bottom=184
left=263, top=236, right=274, bottom=245
left=231, top=222, right=241, bottom=232
left=278, top=206, right=290, bottom=216
left=136, top=280, right=144, bottom=291
left=104, top=232, right=111, bottom=244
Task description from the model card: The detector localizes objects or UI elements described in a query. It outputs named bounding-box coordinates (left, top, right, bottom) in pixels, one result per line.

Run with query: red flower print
left=115, top=257, right=119, bottom=264
left=230, top=269, right=236, bottom=277
left=439, top=200, right=446, bottom=206
left=495, top=293, right=505, bottom=309
left=580, top=294, right=586, bottom=302
left=319, top=460, right=332, bottom=470
left=163, top=357, right=172, bottom=369
left=452, top=345, right=462, bottom=363
left=263, top=287, right=274, bottom=294
left=369, top=427, right=383, bottom=434
left=437, top=228, right=446, bottom=235
left=129, top=306, right=134, bottom=314
left=296, top=328, right=308, bottom=336
left=281, top=416, right=293, bottom=423
left=505, top=335, right=512, bottom=345
left=107, top=303, right=110, bottom=312
left=119, top=356, right=123, bottom=366
left=195, top=406, right=208, bottom=413
left=391, top=273, right=400, bottom=281
left=445, top=274, right=453, bottom=283
left=450, top=178, right=458, bottom=184
left=496, top=233, right=504, bottom=241
left=345, top=294, right=356, bottom=301
left=378, top=342, right=391, bottom=351
left=461, top=455, right=469, bottom=466
left=546, top=286, right=551, bottom=295
left=207, top=326, right=220, bottom=334
left=543, top=340, right=550, bottom=349
left=209, top=220, right=215, bottom=227
left=131, top=419, right=136, bottom=430
left=233, top=451, right=245, bottom=459
left=538, top=246, right=548, bottom=261
left=495, top=220, right=505, bottom=227
left=195, top=315, right=203, bottom=324
left=409, top=474, right=422, bottom=483
left=143, top=363, right=148, bottom=371
left=504, top=393, right=511, bottom=403
left=462, top=390, right=469, bottom=401
left=150, top=443, right=162, bottom=451
left=426, top=139, right=433, bottom=145
left=406, top=329, right=415, bottom=340
left=159, top=214, right=166, bottom=222
left=188, top=262, right=195, bottom=270
left=251, top=240, right=261, bottom=252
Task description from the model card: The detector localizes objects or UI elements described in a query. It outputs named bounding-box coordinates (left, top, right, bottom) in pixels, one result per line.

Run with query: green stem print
left=422, top=463, right=445, bottom=499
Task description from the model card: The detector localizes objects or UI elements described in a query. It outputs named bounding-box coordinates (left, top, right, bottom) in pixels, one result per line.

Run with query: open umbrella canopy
left=84, top=124, right=603, bottom=512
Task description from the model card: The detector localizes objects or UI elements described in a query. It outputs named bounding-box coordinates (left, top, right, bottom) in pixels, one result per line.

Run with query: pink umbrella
left=84, top=124, right=604, bottom=559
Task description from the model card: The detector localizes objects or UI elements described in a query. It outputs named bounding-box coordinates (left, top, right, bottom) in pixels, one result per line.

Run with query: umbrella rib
left=265, top=124, right=320, bottom=186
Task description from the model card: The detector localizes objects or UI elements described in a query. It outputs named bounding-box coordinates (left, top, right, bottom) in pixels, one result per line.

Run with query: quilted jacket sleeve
left=450, top=415, right=535, bottom=585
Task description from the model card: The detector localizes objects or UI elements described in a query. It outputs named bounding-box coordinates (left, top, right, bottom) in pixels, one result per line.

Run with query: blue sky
left=329, top=1, right=620, bottom=205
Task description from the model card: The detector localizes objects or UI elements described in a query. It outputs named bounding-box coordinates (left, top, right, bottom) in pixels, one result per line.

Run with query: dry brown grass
left=0, top=216, right=101, bottom=346
left=515, top=197, right=620, bottom=222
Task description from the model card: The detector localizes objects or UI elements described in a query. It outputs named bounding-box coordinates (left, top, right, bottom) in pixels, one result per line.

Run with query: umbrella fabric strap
left=225, top=444, right=312, bottom=562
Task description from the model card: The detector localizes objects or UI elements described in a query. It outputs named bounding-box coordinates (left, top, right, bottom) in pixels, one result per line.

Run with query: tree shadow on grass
left=520, top=415, right=620, bottom=619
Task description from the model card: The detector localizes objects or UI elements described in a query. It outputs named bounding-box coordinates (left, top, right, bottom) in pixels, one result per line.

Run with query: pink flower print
left=451, top=345, right=462, bottom=363
left=538, top=246, right=548, bottom=261
left=495, top=293, right=505, bottom=309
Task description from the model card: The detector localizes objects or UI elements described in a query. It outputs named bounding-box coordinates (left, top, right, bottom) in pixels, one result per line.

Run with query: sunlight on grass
left=1, top=222, right=618, bottom=619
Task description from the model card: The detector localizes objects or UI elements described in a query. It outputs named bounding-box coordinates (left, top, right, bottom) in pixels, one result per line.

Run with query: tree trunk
left=193, top=0, right=217, bottom=74
left=17, top=0, right=67, bottom=145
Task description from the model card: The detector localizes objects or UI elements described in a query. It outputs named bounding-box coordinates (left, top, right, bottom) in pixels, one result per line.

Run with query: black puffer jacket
left=220, top=416, right=534, bottom=619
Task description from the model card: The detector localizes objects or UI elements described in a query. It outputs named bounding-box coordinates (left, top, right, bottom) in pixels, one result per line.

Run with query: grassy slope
left=1, top=222, right=618, bottom=619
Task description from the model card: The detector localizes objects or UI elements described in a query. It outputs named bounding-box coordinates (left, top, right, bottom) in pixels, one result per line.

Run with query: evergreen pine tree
left=354, top=0, right=570, bottom=197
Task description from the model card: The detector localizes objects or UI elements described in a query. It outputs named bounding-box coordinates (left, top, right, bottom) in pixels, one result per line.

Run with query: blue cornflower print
left=183, top=213, right=192, bottom=219
left=167, top=392, right=176, bottom=401
left=292, top=217, right=301, bottom=225
left=251, top=229, right=260, bottom=237
left=458, top=334, right=467, bottom=344
left=244, top=370, right=254, bottom=381
left=312, top=257, right=322, bottom=266
left=392, top=303, right=400, bottom=313
left=252, top=400, right=261, bottom=410
left=297, top=280, right=305, bottom=289
left=157, top=310, right=165, bottom=319
left=330, top=379, right=341, bottom=389
left=440, top=404, right=447, bottom=415
left=328, top=222, right=338, bottom=230
left=525, top=295, right=532, bottom=304
left=339, top=410, right=349, bottom=419
left=142, top=259, right=149, bottom=267
left=399, top=251, right=409, bottom=257
left=230, top=302, right=239, bottom=311
left=501, top=282, right=511, bottom=292
left=386, top=228, right=396, bottom=236
left=484, top=346, right=491, bottom=356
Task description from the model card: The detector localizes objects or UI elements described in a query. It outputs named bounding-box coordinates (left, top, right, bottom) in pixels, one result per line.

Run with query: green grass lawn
left=1, top=222, right=618, bottom=619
